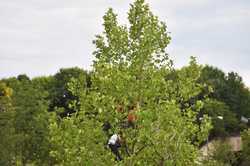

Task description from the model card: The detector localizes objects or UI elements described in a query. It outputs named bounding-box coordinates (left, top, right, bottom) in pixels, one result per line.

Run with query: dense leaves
left=200, top=66, right=250, bottom=137
left=0, top=82, right=15, bottom=165
left=85, top=0, right=210, bottom=164
left=240, top=129, right=250, bottom=165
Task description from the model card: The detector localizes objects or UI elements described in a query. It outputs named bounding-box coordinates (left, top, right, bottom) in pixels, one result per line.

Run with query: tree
left=11, top=78, right=52, bottom=165
left=17, top=74, right=30, bottom=82
left=199, top=65, right=227, bottom=100
left=199, top=65, right=250, bottom=135
left=0, top=81, right=13, bottom=112
left=49, top=0, right=211, bottom=165
left=0, top=82, right=15, bottom=165
left=225, top=72, right=250, bottom=118
left=49, top=67, right=89, bottom=117
left=92, top=0, right=212, bottom=161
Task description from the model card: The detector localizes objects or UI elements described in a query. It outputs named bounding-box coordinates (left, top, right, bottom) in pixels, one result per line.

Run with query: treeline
left=1, top=64, right=250, bottom=165
left=200, top=66, right=250, bottom=137
left=1, top=0, right=250, bottom=165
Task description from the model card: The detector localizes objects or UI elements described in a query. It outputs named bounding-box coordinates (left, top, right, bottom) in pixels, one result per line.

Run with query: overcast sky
left=0, top=0, right=250, bottom=85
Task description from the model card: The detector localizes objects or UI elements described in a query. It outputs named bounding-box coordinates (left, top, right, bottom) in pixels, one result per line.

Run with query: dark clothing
left=109, top=144, right=122, bottom=161
left=103, top=122, right=111, bottom=131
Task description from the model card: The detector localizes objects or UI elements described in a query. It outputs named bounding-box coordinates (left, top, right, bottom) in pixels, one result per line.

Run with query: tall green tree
left=11, top=77, right=51, bottom=165
left=199, top=66, right=250, bottom=136
left=225, top=72, right=250, bottom=118
left=49, top=0, right=211, bottom=165
left=200, top=66, right=250, bottom=119
left=92, top=0, right=212, bottom=163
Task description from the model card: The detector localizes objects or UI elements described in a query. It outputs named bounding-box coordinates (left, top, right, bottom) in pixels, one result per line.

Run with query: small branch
left=134, top=144, right=148, bottom=155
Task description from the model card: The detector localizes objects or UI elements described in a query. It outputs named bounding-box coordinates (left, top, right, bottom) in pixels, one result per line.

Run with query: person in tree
left=127, top=104, right=138, bottom=128
left=108, top=132, right=123, bottom=161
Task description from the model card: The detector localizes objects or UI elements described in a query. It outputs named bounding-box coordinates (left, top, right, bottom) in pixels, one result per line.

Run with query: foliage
left=210, top=141, right=237, bottom=165
left=49, top=113, right=114, bottom=165
left=225, top=72, right=250, bottom=118
left=240, top=129, right=250, bottom=165
left=79, top=0, right=211, bottom=164
left=200, top=65, right=250, bottom=136
left=45, top=0, right=212, bottom=165
left=10, top=77, right=52, bottom=165
left=202, top=99, right=238, bottom=137
left=201, top=140, right=236, bottom=166
left=0, top=82, right=15, bottom=165
left=49, top=67, right=89, bottom=117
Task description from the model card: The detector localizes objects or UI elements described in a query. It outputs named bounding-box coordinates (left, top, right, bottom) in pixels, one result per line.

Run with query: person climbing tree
left=127, top=104, right=138, bottom=128
left=108, top=132, right=123, bottom=161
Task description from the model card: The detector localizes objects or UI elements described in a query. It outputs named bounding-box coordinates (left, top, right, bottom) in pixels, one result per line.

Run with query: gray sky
left=1, top=0, right=250, bottom=85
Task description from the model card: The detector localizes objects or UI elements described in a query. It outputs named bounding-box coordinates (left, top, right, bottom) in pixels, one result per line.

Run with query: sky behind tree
left=0, top=0, right=250, bottom=85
